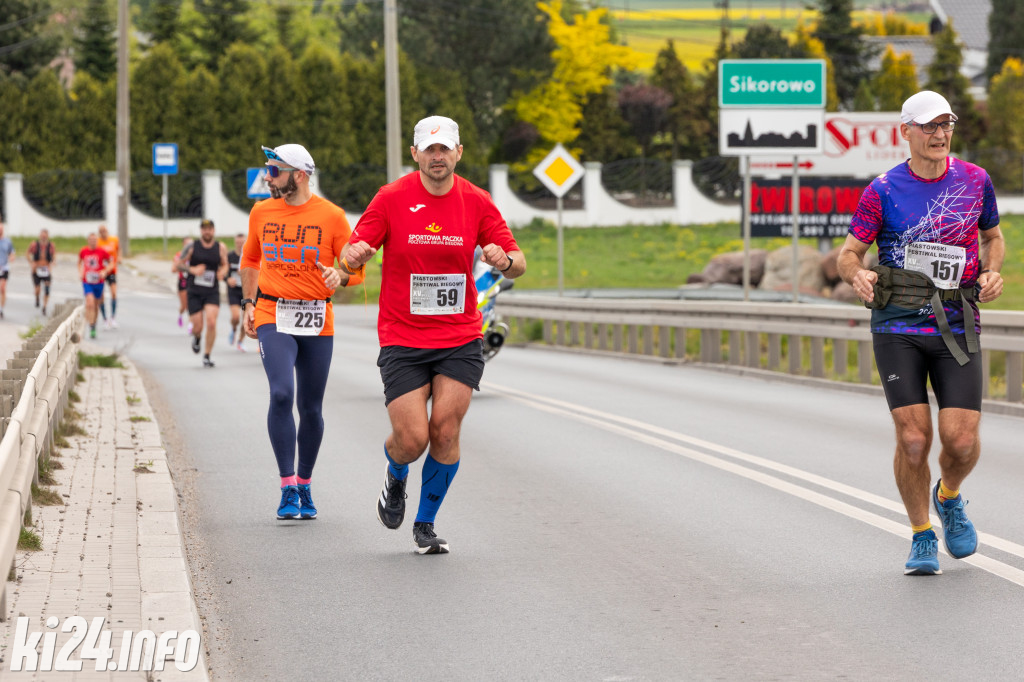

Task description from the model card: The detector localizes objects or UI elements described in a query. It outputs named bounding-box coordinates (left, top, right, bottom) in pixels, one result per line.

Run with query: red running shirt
left=79, top=247, right=110, bottom=284
left=351, top=172, right=519, bottom=349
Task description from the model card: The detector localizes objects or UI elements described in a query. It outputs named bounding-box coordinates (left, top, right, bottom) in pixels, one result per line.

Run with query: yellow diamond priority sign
left=533, top=144, right=585, bottom=198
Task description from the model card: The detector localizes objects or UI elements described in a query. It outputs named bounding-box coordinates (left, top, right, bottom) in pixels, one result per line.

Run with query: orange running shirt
left=97, top=235, right=119, bottom=273
left=241, top=194, right=363, bottom=336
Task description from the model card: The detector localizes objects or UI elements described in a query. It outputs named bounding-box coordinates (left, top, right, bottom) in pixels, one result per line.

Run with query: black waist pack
left=865, top=265, right=978, bottom=366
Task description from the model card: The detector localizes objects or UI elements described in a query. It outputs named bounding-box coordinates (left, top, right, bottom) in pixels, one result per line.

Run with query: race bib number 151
left=904, top=241, right=966, bottom=290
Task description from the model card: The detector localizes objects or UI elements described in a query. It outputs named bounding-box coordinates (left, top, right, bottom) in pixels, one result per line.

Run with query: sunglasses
left=265, top=165, right=298, bottom=178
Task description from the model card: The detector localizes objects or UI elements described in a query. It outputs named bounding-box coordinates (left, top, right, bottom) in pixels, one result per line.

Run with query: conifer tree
left=925, top=20, right=981, bottom=152
left=73, top=0, right=117, bottom=81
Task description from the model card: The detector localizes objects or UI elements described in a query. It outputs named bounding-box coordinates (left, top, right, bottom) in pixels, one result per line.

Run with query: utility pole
left=384, top=0, right=402, bottom=183
left=116, top=0, right=130, bottom=255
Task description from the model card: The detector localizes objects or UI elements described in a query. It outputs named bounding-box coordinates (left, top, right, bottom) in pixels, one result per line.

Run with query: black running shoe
left=191, top=335, right=201, bottom=354
left=376, top=469, right=407, bottom=529
left=413, top=522, right=449, bottom=555
left=203, top=356, right=215, bottom=368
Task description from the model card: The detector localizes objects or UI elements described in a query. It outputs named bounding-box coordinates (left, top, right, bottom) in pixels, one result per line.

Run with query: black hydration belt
left=867, top=265, right=978, bottom=366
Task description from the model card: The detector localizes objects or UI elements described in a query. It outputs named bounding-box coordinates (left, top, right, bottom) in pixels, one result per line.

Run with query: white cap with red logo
left=413, top=116, right=460, bottom=151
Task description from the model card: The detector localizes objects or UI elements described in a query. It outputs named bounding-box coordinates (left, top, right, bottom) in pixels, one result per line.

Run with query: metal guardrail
left=498, top=293, right=1024, bottom=412
left=0, top=303, right=82, bottom=619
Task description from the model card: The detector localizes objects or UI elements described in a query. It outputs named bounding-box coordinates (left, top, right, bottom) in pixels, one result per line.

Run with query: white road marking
left=486, top=381, right=1024, bottom=588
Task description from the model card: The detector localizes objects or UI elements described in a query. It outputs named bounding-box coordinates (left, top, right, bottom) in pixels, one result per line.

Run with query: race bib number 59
left=410, top=274, right=466, bottom=315
left=904, top=241, right=966, bottom=290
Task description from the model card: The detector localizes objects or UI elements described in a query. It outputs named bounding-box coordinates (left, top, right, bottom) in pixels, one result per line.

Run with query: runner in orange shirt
left=97, top=224, right=120, bottom=329
left=241, top=143, right=364, bottom=520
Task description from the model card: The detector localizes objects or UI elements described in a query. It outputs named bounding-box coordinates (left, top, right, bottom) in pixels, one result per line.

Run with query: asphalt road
left=84, top=276, right=1024, bottom=682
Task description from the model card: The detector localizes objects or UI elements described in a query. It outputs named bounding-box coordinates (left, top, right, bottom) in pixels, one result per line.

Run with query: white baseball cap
left=413, top=116, right=460, bottom=151
left=900, top=90, right=958, bottom=125
left=261, top=144, right=316, bottom=173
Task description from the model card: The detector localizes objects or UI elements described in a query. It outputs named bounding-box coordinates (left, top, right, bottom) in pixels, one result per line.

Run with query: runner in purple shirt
left=838, top=90, right=1005, bottom=577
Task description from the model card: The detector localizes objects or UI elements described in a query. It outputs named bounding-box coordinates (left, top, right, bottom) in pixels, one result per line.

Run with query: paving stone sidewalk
left=0, top=345, right=208, bottom=681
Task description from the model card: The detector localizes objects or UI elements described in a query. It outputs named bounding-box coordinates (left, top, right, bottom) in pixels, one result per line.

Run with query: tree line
left=2, top=0, right=1024, bottom=218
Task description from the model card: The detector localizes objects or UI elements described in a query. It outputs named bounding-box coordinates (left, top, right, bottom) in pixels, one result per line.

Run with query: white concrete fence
left=2, top=161, right=741, bottom=238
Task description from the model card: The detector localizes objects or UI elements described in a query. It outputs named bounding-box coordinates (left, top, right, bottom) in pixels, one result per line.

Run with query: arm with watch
left=240, top=266, right=260, bottom=339
left=480, top=243, right=526, bottom=279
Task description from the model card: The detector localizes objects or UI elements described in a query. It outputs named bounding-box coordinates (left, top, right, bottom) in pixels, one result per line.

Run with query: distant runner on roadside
left=79, top=232, right=112, bottom=339
left=0, top=220, right=15, bottom=320
left=172, top=237, right=192, bottom=330
left=28, top=229, right=56, bottom=317
left=226, top=233, right=246, bottom=351
left=97, top=224, right=121, bottom=329
left=179, top=219, right=228, bottom=368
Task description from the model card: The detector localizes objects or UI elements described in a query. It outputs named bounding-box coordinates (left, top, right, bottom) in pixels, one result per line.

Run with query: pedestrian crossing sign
left=246, top=168, right=272, bottom=199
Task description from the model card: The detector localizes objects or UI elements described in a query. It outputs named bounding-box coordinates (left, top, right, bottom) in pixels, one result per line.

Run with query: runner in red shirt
left=78, top=232, right=112, bottom=339
left=343, top=115, right=526, bottom=554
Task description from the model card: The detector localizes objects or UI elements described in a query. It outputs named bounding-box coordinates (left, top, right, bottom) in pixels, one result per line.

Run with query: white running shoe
left=110, top=318, right=119, bottom=329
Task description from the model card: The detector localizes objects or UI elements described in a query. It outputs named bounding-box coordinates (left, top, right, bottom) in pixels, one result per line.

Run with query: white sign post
left=718, top=60, right=826, bottom=302
left=152, top=143, right=179, bottom=255
left=533, top=144, right=585, bottom=297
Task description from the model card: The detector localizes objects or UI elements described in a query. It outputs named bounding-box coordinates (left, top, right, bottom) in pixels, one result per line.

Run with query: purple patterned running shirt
left=849, top=157, right=999, bottom=335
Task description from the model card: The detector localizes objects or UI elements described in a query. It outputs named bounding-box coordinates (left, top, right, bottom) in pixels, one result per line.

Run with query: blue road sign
left=152, top=143, right=179, bottom=175
left=246, top=168, right=272, bottom=199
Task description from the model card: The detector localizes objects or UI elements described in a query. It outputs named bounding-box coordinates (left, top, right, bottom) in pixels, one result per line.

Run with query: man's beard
left=270, top=173, right=298, bottom=199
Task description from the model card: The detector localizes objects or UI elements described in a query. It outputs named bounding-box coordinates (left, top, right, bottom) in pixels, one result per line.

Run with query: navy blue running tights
left=257, top=324, right=334, bottom=479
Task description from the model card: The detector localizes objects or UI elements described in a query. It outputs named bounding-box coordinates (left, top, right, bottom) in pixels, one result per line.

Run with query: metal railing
left=0, top=303, right=82, bottom=618
left=498, top=294, right=1024, bottom=414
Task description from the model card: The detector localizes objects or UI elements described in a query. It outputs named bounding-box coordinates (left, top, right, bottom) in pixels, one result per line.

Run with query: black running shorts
left=227, top=288, right=243, bottom=306
left=187, top=289, right=221, bottom=315
left=873, top=333, right=982, bottom=411
left=105, top=272, right=117, bottom=284
left=377, top=339, right=485, bottom=406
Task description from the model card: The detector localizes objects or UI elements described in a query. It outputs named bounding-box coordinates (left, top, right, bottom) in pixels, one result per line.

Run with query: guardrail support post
left=674, top=328, right=687, bottom=359
left=745, top=332, right=759, bottom=368
left=811, top=337, right=825, bottom=378
left=1007, top=351, right=1023, bottom=403
left=982, top=350, right=991, bottom=399
left=768, top=334, right=781, bottom=370
left=858, top=340, right=872, bottom=384
left=833, top=339, right=848, bottom=379
left=628, top=325, right=638, bottom=354
left=729, top=331, right=741, bottom=366
left=613, top=325, right=623, bottom=353
left=659, top=326, right=671, bottom=358
left=788, top=336, right=801, bottom=375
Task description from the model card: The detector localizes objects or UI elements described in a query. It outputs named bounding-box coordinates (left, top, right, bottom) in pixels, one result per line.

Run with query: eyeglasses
left=265, top=165, right=298, bottom=178
left=910, top=121, right=955, bottom=134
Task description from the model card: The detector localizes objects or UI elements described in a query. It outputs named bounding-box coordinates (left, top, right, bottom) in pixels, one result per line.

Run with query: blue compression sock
left=99, top=300, right=107, bottom=320
left=384, top=444, right=408, bottom=481
left=415, top=454, right=459, bottom=524
left=111, top=299, right=117, bottom=317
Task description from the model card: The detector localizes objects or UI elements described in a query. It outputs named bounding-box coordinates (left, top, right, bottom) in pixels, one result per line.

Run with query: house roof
left=930, top=0, right=991, bottom=53
left=864, top=36, right=936, bottom=87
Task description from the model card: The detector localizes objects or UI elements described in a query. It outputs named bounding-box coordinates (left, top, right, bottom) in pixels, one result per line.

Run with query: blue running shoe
left=932, top=481, right=978, bottom=559
left=905, top=529, right=941, bottom=575
left=297, top=484, right=317, bottom=520
left=277, top=485, right=300, bottom=520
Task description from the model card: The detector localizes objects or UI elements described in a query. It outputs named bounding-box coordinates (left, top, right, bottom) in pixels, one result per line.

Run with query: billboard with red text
left=746, top=176, right=867, bottom=238
left=747, top=112, right=904, bottom=177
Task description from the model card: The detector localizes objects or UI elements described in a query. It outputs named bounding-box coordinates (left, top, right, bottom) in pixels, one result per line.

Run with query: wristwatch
left=240, top=298, right=257, bottom=311
left=500, top=254, right=514, bottom=272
